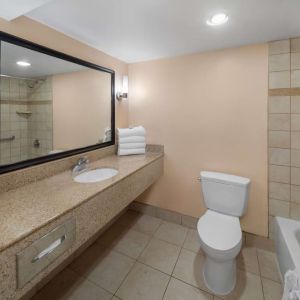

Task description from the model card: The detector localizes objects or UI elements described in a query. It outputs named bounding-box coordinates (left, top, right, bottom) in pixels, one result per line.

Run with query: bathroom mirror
left=0, top=32, right=115, bottom=174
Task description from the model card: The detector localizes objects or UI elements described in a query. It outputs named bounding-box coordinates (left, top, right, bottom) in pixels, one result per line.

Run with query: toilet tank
left=200, top=171, right=251, bottom=217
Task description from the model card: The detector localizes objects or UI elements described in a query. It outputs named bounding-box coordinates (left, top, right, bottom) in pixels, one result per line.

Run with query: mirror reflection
left=0, top=41, right=112, bottom=165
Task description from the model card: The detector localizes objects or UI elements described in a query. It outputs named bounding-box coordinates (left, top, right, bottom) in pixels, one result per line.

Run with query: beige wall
left=129, top=44, right=269, bottom=236
left=0, top=16, right=128, bottom=128
left=53, top=69, right=111, bottom=150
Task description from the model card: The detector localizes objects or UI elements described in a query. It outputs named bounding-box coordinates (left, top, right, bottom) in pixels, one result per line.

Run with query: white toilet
left=197, top=171, right=250, bottom=295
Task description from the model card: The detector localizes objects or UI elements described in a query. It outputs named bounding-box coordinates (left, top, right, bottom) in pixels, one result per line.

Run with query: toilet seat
left=197, top=210, right=242, bottom=252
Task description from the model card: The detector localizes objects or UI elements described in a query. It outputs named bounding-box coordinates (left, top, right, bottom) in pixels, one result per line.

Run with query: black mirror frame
left=0, top=31, right=115, bottom=174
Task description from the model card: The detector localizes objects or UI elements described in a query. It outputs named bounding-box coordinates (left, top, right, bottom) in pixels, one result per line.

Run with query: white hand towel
left=117, top=126, right=145, bottom=138
left=282, top=270, right=300, bottom=300
left=118, top=143, right=145, bottom=150
left=118, top=148, right=146, bottom=156
left=119, top=136, right=146, bottom=144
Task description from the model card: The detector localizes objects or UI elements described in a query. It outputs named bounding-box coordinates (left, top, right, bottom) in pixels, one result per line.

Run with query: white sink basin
left=74, top=168, right=118, bottom=183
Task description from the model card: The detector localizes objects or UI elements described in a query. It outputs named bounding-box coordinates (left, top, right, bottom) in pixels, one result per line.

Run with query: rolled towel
left=117, top=126, right=145, bottom=138
left=118, top=143, right=145, bottom=150
left=282, top=269, right=300, bottom=300
left=118, top=148, right=146, bottom=156
left=119, top=136, right=146, bottom=144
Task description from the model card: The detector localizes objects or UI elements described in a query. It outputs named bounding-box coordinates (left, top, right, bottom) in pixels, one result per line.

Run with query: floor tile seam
left=112, top=259, right=139, bottom=298
left=66, top=265, right=116, bottom=296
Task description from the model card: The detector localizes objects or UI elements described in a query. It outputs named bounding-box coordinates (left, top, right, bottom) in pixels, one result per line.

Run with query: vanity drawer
left=17, top=218, right=76, bottom=288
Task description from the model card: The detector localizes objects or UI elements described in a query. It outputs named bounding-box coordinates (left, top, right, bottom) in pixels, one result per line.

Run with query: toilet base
left=203, top=256, right=236, bottom=296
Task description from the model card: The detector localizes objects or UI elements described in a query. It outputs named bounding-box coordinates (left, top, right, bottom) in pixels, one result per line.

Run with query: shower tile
left=292, top=96, right=300, bottom=113
left=291, top=114, right=300, bottom=131
left=269, top=198, right=290, bottom=217
left=291, top=149, right=300, bottom=167
left=268, top=96, right=290, bottom=113
left=291, top=52, right=300, bottom=70
left=268, top=114, right=290, bottom=131
left=292, top=70, right=300, bottom=87
left=269, top=40, right=290, bottom=55
left=291, top=38, right=300, bottom=52
left=269, top=165, right=290, bottom=183
left=269, top=148, right=290, bottom=166
left=269, top=71, right=290, bottom=89
left=269, top=54, right=290, bottom=72
left=290, top=202, right=300, bottom=220
left=291, top=167, right=300, bottom=185
left=291, top=132, right=300, bottom=149
left=291, top=185, right=300, bottom=203
left=269, top=182, right=290, bottom=201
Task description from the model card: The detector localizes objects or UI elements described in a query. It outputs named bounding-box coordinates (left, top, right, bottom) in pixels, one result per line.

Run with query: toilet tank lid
left=200, top=171, right=250, bottom=187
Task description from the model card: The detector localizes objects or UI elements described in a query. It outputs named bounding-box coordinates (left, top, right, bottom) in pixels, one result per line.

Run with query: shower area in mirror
left=0, top=75, right=53, bottom=165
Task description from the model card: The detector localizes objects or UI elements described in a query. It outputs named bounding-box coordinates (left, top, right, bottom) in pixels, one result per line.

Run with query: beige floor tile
left=221, top=270, right=264, bottom=300
left=183, top=229, right=203, bottom=254
left=237, top=247, right=259, bottom=275
left=116, top=210, right=141, bottom=227
left=154, top=221, right=188, bottom=246
left=97, top=223, right=127, bottom=247
left=130, top=214, right=162, bottom=235
left=262, top=278, right=283, bottom=300
left=138, top=238, right=181, bottom=275
left=69, top=243, right=135, bottom=293
left=163, top=277, right=213, bottom=300
left=172, top=248, right=209, bottom=292
left=111, top=228, right=151, bottom=259
left=257, top=249, right=281, bottom=282
left=32, top=268, right=112, bottom=300
left=245, top=233, right=275, bottom=252
left=116, top=262, right=170, bottom=300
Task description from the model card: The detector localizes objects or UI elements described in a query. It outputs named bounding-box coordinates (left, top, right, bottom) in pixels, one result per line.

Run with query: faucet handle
left=77, top=156, right=89, bottom=165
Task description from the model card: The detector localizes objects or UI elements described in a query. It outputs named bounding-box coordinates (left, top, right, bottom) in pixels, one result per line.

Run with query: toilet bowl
left=198, top=210, right=242, bottom=295
left=197, top=171, right=250, bottom=295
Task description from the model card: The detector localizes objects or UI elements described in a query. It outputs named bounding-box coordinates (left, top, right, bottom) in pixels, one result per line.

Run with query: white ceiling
left=15, top=0, right=300, bottom=63
left=1, top=41, right=85, bottom=78
left=0, top=0, right=53, bottom=21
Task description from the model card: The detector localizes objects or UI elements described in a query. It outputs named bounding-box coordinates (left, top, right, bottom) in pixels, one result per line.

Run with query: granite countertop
left=0, top=152, right=163, bottom=252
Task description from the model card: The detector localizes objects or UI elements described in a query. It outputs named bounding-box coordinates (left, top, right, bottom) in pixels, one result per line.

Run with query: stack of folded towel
left=117, top=126, right=146, bottom=156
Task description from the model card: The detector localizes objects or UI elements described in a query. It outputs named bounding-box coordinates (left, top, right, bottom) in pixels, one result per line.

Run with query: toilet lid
left=197, top=210, right=242, bottom=251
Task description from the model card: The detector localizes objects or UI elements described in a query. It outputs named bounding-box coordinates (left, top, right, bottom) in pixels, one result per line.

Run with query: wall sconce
left=117, top=75, right=128, bottom=101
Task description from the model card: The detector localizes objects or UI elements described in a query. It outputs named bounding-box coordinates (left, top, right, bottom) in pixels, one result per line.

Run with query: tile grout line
left=112, top=214, right=164, bottom=299
left=256, top=247, right=266, bottom=300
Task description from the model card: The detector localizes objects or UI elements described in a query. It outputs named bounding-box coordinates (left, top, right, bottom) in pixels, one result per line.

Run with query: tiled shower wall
left=0, top=76, right=52, bottom=165
left=268, top=38, right=300, bottom=237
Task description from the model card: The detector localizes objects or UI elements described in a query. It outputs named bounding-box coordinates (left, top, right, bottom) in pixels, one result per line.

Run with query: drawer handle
left=31, top=235, right=66, bottom=263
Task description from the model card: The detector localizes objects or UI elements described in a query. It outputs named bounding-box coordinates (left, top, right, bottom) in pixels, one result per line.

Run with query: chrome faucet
left=72, top=156, right=89, bottom=176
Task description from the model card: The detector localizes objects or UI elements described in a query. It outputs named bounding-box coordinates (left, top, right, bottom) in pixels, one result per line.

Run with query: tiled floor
left=31, top=210, right=283, bottom=300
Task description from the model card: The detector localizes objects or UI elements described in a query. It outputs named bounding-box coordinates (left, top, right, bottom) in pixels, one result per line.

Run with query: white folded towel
left=119, top=136, right=146, bottom=144
left=283, top=269, right=300, bottom=300
left=118, top=143, right=145, bottom=150
left=118, top=148, right=146, bottom=156
left=118, top=126, right=145, bottom=138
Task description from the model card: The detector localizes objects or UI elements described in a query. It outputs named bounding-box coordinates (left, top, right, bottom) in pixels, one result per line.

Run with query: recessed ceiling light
left=206, top=13, right=229, bottom=26
left=16, top=61, right=31, bottom=67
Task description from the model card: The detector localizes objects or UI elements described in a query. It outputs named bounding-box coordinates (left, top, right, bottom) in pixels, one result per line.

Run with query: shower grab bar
left=0, top=135, right=15, bottom=142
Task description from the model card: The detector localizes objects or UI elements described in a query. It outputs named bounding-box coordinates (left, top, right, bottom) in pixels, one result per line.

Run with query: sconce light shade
left=117, top=75, right=128, bottom=101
